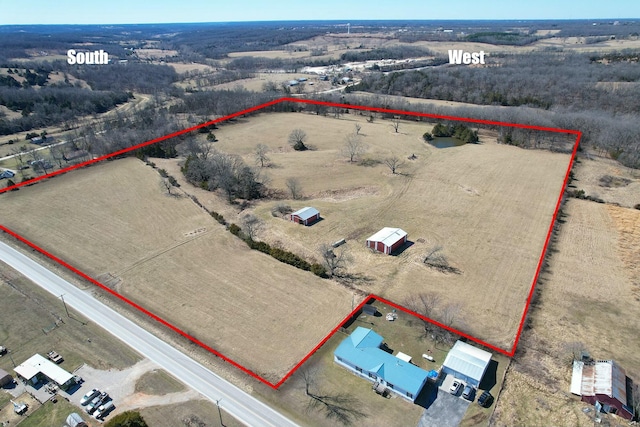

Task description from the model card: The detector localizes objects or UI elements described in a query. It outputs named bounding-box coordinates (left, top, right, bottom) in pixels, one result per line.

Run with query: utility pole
left=8, top=349, right=16, bottom=367
left=215, top=398, right=224, bottom=426
left=60, top=294, right=70, bottom=317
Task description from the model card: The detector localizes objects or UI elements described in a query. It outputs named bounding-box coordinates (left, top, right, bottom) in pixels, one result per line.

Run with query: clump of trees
left=431, top=123, right=479, bottom=143
left=181, top=151, right=267, bottom=201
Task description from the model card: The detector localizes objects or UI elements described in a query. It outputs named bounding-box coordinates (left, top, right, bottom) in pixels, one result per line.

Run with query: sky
left=2, top=0, right=639, bottom=25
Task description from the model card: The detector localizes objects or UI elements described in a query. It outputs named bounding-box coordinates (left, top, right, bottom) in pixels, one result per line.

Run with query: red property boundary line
left=0, top=97, right=581, bottom=389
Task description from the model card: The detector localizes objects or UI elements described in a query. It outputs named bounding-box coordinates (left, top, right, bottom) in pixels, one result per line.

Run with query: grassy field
left=570, top=155, right=640, bottom=208
left=140, top=399, right=245, bottom=427
left=491, top=197, right=640, bottom=426
left=17, top=398, right=99, bottom=427
left=135, top=370, right=186, bottom=396
left=183, top=111, right=572, bottom=350
left=0, top=157, right=353, bottom=383
left=0, top=263, right=140, bottom=375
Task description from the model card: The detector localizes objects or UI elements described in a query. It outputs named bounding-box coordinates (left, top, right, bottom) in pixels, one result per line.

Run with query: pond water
left=429, top=137, right=466, bottom=148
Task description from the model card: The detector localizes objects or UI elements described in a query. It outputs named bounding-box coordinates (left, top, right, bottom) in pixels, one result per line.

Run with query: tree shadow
left=335, top=272, right=375, bottom=287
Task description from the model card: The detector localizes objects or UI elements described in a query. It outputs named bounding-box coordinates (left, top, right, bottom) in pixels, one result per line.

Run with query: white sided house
left=290, top=206, right=320, bottom=226
left=14, top=354, right=75, bottom=389
left=366, top=227, right=407, bottom=254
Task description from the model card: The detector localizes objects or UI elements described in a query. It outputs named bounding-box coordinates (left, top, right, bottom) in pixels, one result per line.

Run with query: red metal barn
left=571, top=360, right=635, bottom=420
left=290, top=207, right=320, bottom=226
left=366, top=228, right=408, bottom=255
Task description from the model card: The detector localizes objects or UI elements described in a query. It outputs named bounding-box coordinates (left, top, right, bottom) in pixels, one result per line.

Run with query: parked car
left=462, top=384, right=476, bottom=401
left=87, top=392, right=109, bottom=414
left=47, top=351, right=63, bottom=364
left=449, top=379, right=462, bottom=395
left=86, top=396, right=102, bottom=414
left=94, top=400, right=115, bottom=419
left=477, top=390, right=494, bottom=407
left=80, top=388, right=99, bottom=405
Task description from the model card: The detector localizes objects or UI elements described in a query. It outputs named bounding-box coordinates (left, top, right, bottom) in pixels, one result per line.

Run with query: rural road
left=0, top=240, right=301, bottom=427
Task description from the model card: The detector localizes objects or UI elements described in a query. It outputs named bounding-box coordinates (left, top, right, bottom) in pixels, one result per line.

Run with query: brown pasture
left=492, top=197, right=640, bottom=426
left=194, top=112, right=572, bottom=350
left=0, top=157, right=353, bottom=382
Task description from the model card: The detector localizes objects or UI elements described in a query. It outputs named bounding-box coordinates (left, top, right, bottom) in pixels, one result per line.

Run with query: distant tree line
left=339, top=45, right=434, bottom=62
left=67, top=62, right=179, bottom=93
left=0, top=86, right=131, bottom=135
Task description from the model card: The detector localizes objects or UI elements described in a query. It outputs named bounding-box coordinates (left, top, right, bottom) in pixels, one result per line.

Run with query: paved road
left=0, top=240, right=300, bottom=427
left=0, top=140, right=70, bottom=163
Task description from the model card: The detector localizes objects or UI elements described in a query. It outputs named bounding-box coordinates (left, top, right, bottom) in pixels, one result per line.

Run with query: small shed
left=290, top=207, right=320, bottom=226
left=362, top=304, right=377, bottom=316
left=0, top=368, right=12, bottom=387
left=366, top=227, right=408, bottom=255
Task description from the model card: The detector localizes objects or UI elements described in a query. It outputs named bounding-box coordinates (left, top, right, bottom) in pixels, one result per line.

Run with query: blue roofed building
left=334, top=326, right=429, bottom=402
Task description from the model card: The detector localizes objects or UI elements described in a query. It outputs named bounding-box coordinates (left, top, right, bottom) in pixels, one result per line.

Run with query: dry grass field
left=491, top=198, right=640, bottom=426
left=571, top=155, right=640, bottom=208
left=200, top=112, right=572, bottom=350
left=0, top=262, right=141, bottom=374
left=0, top=157, right=353, bottom=382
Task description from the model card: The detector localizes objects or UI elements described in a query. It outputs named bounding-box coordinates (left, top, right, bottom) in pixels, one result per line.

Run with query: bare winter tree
left=241, top=214, right=262, bottom=240
left=319, top=243, right=352, bottom=277
left=162, top=177, right=173, bottom=195
left=49, top=144, right=65, bottom=168
left=183, top=137, right=213, bottom=161
left=392, top=118, right=400, bottom=133
left=441, top=302, right=462, bottom=328
left=288, top=129, right=308, bottom=151
left=383, top=156, right=404, bottom=174
left=298, top=366, right=365, bottom=425
left=403, top=292, right=442, bottom=337
left=354, top=123, right=362, bottom=135
left=254, top=143, right=270, bottom=167
left=10, top=146, right=27, bottom=175
left=341, top=133, right=367, bottom=163
left=286, top=177, right=303, bottom=199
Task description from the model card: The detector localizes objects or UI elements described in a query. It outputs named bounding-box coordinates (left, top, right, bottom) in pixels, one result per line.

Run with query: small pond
left=429, top=137, right=467, bottom=149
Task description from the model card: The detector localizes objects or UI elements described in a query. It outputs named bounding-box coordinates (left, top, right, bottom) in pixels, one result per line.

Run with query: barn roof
left=578, top=360, right=628, bottom=403
left=366, top=227, right=407, bottom=246
left=14, top=354, right=74, bottom=386
left=442, top=340, right=492, bottom=385
left=291, top=207, right=319, bottom=221
left=335, top=327, right=429, bottom=396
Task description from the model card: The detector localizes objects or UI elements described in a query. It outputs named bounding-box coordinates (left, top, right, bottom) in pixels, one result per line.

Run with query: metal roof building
left=290, top=207, right=320, bottom=226
left=571, top=360, right=635, bottom=420
left=366, top=227, right=408, bottom=255
left=334, top=327, right=429, bottom=401
left=14, top=354, right=75, bottom=389
left=442, top=340, right=492, bottom=387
